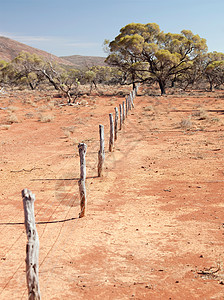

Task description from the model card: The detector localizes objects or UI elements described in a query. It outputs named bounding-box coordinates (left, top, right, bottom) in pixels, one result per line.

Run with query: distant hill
left=0, top=36, right=73, bottom=66
left=0, top=36, right=109, bottom=69
left=60, top=55, right=108, bottom=69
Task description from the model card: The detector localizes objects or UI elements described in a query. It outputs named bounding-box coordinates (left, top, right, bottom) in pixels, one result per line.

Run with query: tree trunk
left=158, top=79, right=166, bottom=95
left=209, top=81, right=213, bottom=92
left=41, top=70, right=59, bottom=91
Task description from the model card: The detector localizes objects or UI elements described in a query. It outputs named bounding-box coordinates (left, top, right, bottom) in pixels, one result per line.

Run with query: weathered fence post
left=114, top=107, right=118, bottom=141
left=98, top=125, right=105, bottom=177
left=122, top=101, right=125, bottom=123
left=22, top=188, right=41, bottom=300
left=132, top=88, right=136, bottom=99
left=125, top=96, right=128, bottom=117
left=109, top=113, right=114, bottom=152
left=78, top=143, right=87, bottom=218
left=119, top=104, right=123, bottom=130
left=130, top=91, right=135, bottom=108
left=128, top=94, right=132, bottom=111
left=135, top=83, right=140, bottom=94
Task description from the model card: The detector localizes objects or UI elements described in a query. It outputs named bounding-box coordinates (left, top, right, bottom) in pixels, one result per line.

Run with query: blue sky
left=0, top=0, right=223, bottom=57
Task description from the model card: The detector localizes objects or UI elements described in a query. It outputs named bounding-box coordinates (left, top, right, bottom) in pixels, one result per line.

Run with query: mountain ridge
left=0, top=36, right=108, bottom=68
left=60, top=54, right=107, bottom=68
left=0, top=36, right=73, bottom=66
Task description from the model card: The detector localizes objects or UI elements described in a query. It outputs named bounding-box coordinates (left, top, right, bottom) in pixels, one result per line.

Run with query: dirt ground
left=0, top=86, right=223, bottom=300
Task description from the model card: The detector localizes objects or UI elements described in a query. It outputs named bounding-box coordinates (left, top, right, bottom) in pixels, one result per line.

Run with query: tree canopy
left=106, top=22, right=209, bottom=94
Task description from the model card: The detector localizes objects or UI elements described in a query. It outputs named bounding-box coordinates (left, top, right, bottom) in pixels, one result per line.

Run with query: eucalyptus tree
left=10, top=51, right=45, bottom=89
left=203, top=52, right=224, bottom=91
left=106, top=22, right=208, bottom=94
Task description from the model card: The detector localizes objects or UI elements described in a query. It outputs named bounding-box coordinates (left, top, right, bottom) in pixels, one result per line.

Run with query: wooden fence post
left=128, top=94, right=132, bottom=111
left=125, top=96, right=128, bottom=117
left=132, top=88, right=136, bottom=99
left=130, top=91, right=135, bottom=108
left=119, top=104, right=123, bottom=130
left=78, top=143, right=87, bottom=218
left=114, top=107, right=118, bottom=141
left=109, top=113, right=114, bottom=152
left=22, top=188, right=41, bottom=300
left=98, top=124, right=105, bottom=177
left=122, top=101, right=125, bottom=123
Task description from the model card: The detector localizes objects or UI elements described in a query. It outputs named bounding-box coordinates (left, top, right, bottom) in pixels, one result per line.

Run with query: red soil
left=0, top=87, right=223, bottom=299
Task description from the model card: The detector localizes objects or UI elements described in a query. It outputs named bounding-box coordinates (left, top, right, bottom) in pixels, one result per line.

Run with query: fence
left=21, top=83, right=140, bottom=298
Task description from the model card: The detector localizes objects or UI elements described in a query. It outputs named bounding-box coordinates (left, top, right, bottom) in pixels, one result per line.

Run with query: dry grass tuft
left=39, top=114, right=54, bottom=123
left=192, top=108, right=209, bottom=120
left=8, top=113, right=19, bottom=124
left=143, top=105, right=154, bottom=112
left=179, top=117, right=192, bottom=130
left=79, top=99, right=88, bottom=106
left=8, top=106, right=19, bottom=112
left=62, top=126, right=75, bottom=138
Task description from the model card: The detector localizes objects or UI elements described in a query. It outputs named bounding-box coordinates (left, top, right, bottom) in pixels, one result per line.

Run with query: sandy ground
left=0, top=86, right=224, bottom=299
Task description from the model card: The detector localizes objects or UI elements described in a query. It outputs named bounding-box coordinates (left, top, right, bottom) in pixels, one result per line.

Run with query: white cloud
left=0, top=32, right=55, bottom=43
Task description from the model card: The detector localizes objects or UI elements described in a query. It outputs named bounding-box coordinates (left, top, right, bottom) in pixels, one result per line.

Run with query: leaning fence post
left=122, top=101, right=125, bottom=123
left=109, top=113, right=114, bottom=152
left=98, top=125, right=105, bottom=177
left=78, top=143, right=87, bottom=218
left=119, top=104, right=123, bottom=130
left=22, top=189, right=41, bottom=300
left=114, top=107, right=118, bottom=141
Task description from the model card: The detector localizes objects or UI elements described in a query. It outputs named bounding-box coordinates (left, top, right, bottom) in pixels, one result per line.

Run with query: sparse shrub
left=62, top=126, right=75, bottom=138
left=22, top=98, right=36, bottom=106
left=8, top=113, right=19, bottom=124
left=8, top=106, right=19, bottom=112
left=79, top=99, right=88, bottom=106
left=39, top=114, right=54, bottom=123
left=192, top=108, right=208, bottom=120
left=47, top=101, right=55, bottom=110
left=211, top=117, right=220, bottom=123
left=143, top=105, right=154, bottom=111
left=24, top=113, right=35, bottom=119
left=179, top=117, right=192, bottom=130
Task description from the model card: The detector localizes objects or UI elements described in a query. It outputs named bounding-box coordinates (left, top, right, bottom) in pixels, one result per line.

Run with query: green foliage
left=106, top=22, right=209, bottom=94
left=204, top=52, right=224, bottom=90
